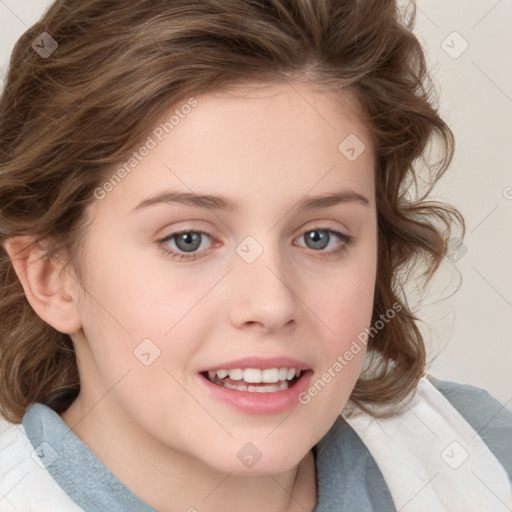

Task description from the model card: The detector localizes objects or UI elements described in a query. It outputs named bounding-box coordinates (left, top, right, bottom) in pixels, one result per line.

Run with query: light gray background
left=0, top=1, right=511, bottom=406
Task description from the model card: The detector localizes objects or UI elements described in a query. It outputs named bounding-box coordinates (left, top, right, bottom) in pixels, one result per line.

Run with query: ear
left=3, top=235, right=83, bottom=335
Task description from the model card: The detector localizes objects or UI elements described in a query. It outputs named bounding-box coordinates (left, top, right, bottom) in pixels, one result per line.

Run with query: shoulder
left=427, top=374, right=512, bottom=481
left=0, top=411, right=84, bottom=511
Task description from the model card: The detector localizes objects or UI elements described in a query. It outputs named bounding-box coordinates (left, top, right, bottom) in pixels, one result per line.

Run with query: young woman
left=0, top=1, right=510, bottom=511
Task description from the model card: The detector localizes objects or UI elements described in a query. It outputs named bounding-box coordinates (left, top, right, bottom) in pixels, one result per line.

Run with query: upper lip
left=199, top=356, right=312, bottom=373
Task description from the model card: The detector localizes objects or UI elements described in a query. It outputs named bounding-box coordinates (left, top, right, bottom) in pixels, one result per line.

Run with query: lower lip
left=198, top=371, right=313, bottom=415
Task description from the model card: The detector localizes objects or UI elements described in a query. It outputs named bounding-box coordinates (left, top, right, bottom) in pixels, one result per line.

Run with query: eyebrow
left=130, top=189, right=369, bottom=214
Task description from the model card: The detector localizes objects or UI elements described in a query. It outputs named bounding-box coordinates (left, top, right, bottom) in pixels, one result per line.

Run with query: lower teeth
left=206, top=375, right=295, bottom=392
left=224, top=381, right=289, bottom=392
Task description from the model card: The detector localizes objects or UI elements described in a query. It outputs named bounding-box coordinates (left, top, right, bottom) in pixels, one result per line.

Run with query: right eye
left=158, top=229, right=215, bottom=261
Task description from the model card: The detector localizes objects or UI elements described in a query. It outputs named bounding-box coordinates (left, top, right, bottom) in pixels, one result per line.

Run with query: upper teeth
left=208, top=367, right=301, bottom=383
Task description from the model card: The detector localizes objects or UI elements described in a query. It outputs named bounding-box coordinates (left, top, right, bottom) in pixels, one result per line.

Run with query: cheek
left=299, top=268, right=375, bottom=426
left=312, top=286, right=372, bottom=387
left=315, top=252, right=376, bottom=343
left=80, top=239, right=198, bottom=336
left=303, top=247, right=376, bottom=406
left=76, top=256, right=201, bottom=431
left=77, top=247, right=211, bottom=387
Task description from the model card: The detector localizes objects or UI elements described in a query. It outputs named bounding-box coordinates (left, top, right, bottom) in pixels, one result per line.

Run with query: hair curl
left=0, top=0, right=464, bottom=423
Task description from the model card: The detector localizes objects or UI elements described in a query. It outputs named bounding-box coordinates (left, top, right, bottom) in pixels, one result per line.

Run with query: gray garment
left=312, top=376, right=512, bottom=511
left=22, top=377, right=512, bottom=512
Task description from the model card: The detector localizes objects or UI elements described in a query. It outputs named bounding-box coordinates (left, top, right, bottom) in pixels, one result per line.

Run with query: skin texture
left=5, top=81, right=378, bottom=512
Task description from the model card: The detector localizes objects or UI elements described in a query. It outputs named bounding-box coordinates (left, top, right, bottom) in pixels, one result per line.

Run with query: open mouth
left=200, top=369, right=307, bottom=393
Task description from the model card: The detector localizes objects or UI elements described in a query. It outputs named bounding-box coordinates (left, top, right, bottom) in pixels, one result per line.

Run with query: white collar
left=344, top=375, right=512, bottom=511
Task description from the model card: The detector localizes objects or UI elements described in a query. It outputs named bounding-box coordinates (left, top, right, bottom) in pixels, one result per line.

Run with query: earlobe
left=3, top=235, right=83, bottom=335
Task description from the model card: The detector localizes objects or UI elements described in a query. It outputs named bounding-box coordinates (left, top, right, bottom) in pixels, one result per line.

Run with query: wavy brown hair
left=0, top=0, right=464, bottom=423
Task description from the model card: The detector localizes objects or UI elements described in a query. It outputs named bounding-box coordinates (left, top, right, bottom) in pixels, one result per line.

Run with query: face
left=68, top=81, right=378, bottom=475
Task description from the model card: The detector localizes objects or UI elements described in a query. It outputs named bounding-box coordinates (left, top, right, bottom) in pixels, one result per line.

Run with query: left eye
left=296, top=229, right=350, bottom=251
left=158, top=228, right=353, bottom=261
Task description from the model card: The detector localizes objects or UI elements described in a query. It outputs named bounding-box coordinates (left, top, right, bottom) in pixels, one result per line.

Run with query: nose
left=227, top=239, right=299, bottom=334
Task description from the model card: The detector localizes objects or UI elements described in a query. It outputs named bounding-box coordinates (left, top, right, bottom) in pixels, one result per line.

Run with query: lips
left=198, top=364, right=314, bottom=414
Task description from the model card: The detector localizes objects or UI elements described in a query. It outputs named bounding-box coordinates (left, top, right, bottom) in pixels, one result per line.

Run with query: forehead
left=94, top=81, right=375, bottom=217
left=175, top=81, right=372, bottom=158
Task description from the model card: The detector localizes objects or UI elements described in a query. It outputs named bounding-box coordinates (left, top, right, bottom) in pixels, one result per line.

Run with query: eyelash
left=157, top=227, right=355, bottom=262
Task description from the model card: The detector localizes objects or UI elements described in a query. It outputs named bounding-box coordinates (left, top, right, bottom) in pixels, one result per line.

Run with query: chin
left=198, top=442, right=305, bottom=477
